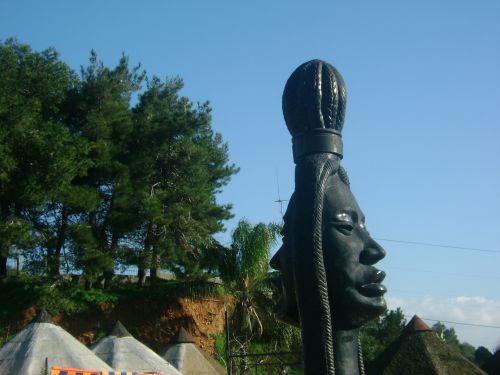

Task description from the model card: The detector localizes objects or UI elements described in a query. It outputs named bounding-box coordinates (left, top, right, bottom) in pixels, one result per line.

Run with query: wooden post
left=225, top=310, right=232, bottom=375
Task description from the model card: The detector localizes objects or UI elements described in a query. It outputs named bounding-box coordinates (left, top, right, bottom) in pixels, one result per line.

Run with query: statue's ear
left=270, top=250, right=281, bottom=270
left=270, top=243, right=300, bottom=327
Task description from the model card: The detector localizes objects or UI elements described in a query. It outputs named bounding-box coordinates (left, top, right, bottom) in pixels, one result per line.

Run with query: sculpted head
left=271, top=59, right=387, bottom=331
left=322, top=170, right=387, bottom=328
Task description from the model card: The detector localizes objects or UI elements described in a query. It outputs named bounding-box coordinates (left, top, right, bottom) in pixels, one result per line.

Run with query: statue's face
left=323, top=173, right=387, bottom=329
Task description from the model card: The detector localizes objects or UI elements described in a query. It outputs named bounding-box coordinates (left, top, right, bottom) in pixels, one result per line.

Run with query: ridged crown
left=283, top=60, right=347, bottom=162
left=283, top=59, right=347, bottom=136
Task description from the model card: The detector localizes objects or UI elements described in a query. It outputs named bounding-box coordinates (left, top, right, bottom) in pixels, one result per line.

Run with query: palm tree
left=218, top=219, right=281, bottom=338
left=216, top=219, right=304, bottom=374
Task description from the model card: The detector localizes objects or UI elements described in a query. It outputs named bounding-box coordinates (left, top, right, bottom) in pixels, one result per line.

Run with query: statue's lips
left=359, top=283, right=387, bottom=297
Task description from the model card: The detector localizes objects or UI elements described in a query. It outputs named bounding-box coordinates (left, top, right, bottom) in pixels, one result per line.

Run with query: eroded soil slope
left=13, top=296, right=230, bottom=354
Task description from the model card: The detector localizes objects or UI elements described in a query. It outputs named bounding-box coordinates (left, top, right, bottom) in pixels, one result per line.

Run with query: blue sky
left=1, top=0, right=499, bottom=350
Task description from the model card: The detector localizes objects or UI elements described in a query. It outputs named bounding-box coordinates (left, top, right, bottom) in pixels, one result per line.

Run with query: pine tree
left=128, top=77, right=238, bottom=284
left=0, top=41, right=238, bottom=284
left=0, top=39, right=82, bottom=276
left=64, top=51, right=145, bottom=287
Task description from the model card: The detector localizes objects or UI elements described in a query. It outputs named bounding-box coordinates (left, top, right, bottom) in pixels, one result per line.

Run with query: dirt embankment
left=18, top=296, right=231, bottom=355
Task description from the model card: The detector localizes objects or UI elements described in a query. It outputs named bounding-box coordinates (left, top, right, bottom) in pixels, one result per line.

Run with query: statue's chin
left=334, top=288, right=387, bottom=329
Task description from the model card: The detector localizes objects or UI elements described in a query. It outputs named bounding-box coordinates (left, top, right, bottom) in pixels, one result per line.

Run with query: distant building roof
left=401, top=314, right=432, bottom=335
left=109, top=320, right=132, bottom=338
left=30, top=309, right=55, bottom=324
left=163, top=327, right=226, bottom=375
left=368, top=315, right=486, bottom=375
left=169, top=327, right=196, bottom=344
left=90, top=321, right=181, bottom=375
left=0, top=310, right=112, bottom=374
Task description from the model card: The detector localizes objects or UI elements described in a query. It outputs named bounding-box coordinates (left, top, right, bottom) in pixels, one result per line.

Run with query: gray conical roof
left=109, top=320, right=132, bottom=338
left=163, top=342, right=226, bottom=375
left=90, top=321, right=181, bottom=374
left=0, top=311, right=112, bottom=374
left=170, top=327, right=196, bottom=344
left=29, top=309, right=55, bottom=324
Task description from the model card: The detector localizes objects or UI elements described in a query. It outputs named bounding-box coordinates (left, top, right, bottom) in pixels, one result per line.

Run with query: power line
left=385, top=266, right=500, bottom=280
left=389, top=289, right=496, bottom=300
left=375, top=238, right=500, bottom=254
left=406, top=315, right=500, bottom=329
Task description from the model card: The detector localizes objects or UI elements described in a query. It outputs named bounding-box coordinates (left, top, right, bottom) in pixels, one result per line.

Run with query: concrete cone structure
left=368, top=315, right=486, bottom=374
left=162, top=327, right=226, bottom=375
left=0, top=310, right=113, bottom=375
left=90, top=321, right=182, bottom=375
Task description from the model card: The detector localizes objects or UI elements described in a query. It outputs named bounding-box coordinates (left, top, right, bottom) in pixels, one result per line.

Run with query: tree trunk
left=144, top=222, right=159, bottom=286
left=0, top=205, right=9, bottom=277
left=137, top=267, right=147, bottom=286
left=150, top=248, right=160, bottom=287
left=104, top=232, right=118, bottom=289
left=0, top=255, right=7, bottom=277
left=48, top=206, right=68, bottom=278
left=103, top=271, right=113, bottom=289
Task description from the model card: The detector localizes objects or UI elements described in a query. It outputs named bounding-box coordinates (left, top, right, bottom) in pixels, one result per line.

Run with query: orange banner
left=50, top=367, right=100, bottom=375
left=51, top=368, right=162, bottom=375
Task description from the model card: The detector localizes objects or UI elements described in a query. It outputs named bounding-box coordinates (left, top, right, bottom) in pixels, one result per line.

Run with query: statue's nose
left=360, top=239, right=386, bottom=265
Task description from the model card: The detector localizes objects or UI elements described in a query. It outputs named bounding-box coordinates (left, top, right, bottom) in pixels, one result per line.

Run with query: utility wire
left=385, top=266, right=500, bottom=280
left=390, top=288, right=496, bottom=300
left=375, top=238, right=500, bottom=254
left=406, top=315, right=500, bottom=329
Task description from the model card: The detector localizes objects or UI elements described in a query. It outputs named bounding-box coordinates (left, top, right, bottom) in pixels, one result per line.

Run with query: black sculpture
left=270, top=60, right=387, bottom=375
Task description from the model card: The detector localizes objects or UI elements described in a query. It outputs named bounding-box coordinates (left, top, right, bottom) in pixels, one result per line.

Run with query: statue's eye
left=360, top=218, right=366, bottom=229
left=334, top=213, right=354, bottom=234
left=359, top=218, right=370, bottom=235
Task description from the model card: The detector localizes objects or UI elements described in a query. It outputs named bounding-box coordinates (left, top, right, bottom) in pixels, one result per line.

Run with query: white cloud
left=386, top=294, right=500, bottom=352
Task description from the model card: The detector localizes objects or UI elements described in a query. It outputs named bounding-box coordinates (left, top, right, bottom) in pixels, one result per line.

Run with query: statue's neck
left=333, top=328, right=360, bottom=375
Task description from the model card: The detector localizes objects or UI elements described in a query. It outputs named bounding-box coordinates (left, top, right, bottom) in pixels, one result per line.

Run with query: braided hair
left=282, top=60, right=342, bottom=375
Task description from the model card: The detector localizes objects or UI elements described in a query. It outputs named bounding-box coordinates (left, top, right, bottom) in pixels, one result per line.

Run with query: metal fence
left=5, top=256, right=152, bottom=278
left=225, top=312, right=303, bottom=375
left=228, top=351, right=302, bottom=375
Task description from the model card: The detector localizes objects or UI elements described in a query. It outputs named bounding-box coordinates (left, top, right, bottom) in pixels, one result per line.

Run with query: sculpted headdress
left=271, top=59, right=352, bottom=375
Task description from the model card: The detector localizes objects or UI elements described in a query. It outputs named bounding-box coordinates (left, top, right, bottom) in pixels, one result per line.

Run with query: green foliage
left=432, top=322, right=476, bottom=362
left=218, top=220, right=281, bottom=337
left=0, top=217, right=33, bottom=255
left=0, top=39, right=81, bottom=275
left=0, top=277, right=226, bottom=331
left=458, top=342, right=476, bottom=363
left=0, top=39, right=237, bottom=283
left=215, top=219, right=302, bottom=371
left=0, top=276, right=76, bottom=317
left=219, top=220, right=282, bottom=288
left=127, top=76, right=238, bottom=283
left=73, top=287, right=120, bottom=305
left=214, top=333, right=227, bottom=363
left=0, top=276, right=125, bottom=319
left=144, top=279, right=227, bottom=301
left=361, top=308, right=406, bottom=363
left=475, top=346, right=493, bottom=367
left=33, top=283, right=80, bottom=315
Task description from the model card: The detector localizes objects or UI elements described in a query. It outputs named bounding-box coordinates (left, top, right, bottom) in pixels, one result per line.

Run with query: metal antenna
left=274, top=172, right=287, bottom=218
